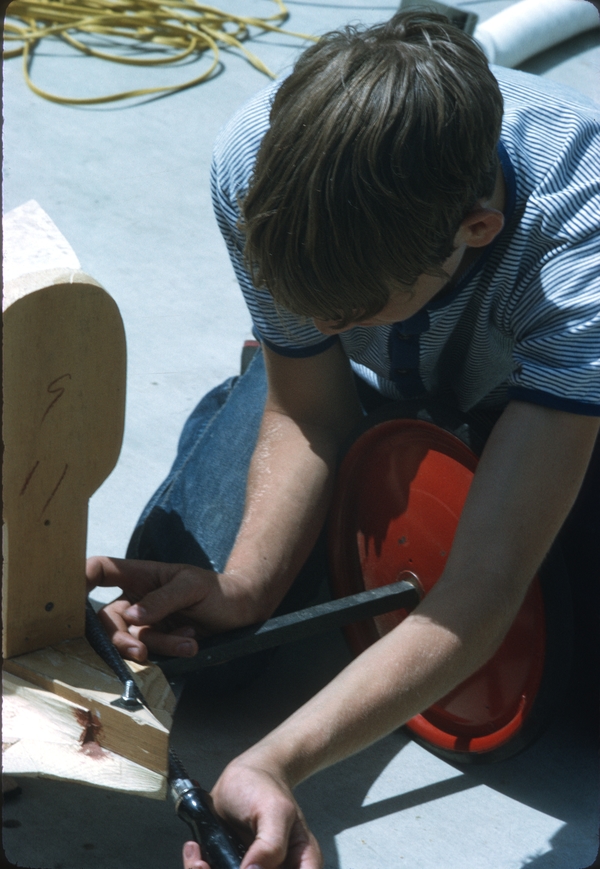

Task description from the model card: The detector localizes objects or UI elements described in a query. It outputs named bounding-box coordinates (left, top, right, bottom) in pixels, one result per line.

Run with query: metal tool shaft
left=84, top=599, right=244, bottom=867
left=155, top=579, right=420, bottom=677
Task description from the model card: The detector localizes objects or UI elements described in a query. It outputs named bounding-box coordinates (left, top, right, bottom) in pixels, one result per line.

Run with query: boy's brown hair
left=242, top=11, right=504, bottom=326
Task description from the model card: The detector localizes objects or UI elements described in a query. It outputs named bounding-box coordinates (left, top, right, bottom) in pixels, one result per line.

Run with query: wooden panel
left=2, top=671, right=167, bottom=799
left=3, top=638, right=172, bottom=775
left=2, top=199, right=81, bottom=284
left=2, top=269, right=126, bottom=657
left=2, top=203, right=173, bottom=796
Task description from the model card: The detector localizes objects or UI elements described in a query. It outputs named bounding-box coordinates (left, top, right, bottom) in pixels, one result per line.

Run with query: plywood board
left=3, top=638, right=173, bottom=775
left=2, top=202, right=126, bottom=657
left=2, top=671, right=166, bottom=799
left=1, top=202, right=175, bottom=798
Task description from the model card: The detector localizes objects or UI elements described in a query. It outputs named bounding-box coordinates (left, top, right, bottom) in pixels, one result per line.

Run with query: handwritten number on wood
left=41, top=373, right=71, bottom=425
left=20, top=461, right=40, bottom=496
left=18, top=375, right=72, bottom=517
left=40, top=464, right=69, bottom=518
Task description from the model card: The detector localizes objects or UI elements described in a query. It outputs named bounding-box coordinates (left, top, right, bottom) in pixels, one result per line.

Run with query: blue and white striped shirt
left=211, top=67, right=600, bottom=415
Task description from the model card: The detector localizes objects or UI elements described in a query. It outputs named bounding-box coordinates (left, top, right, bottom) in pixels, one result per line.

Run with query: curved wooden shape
left=2, top=202, right=172, bottom=798
left=3, top=269, right=126, bottom=657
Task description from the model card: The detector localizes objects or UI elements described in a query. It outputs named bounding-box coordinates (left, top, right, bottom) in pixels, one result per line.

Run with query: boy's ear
left=455, top=207, right=505, bottom=249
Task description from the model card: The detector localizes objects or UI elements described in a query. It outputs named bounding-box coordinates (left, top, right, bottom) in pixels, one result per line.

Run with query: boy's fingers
left=106, top=629, right=148, bottom=662
left=183, top=841, right=210, bottom=869
left=99, top=600, right=199, bottom=659
left=241, top=820, right=321, bottom=869
left=88, top=558, right=225, bottom=630
left=97, top=601, right=148, bottom=662
left=107, top=627, right=197, bottom=661
left=98, top=598, right=131, bottom=639
left=287, top=819, right=323, bottom=869
left=122, top=569, right=211, bottom=625
left=210, top=761, right=323, bottom=869
left=86, top=556, right=178, bottom=597
left=128, top=625, right=199, bottom=658
left=86, top=555, right=136, bottom=588
left=240, top=800, right=298, bottom=869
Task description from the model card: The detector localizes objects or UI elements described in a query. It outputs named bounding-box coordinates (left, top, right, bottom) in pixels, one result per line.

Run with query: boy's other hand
left=86, top=556, right=263, bottom=661
left=209, top=755, right=323, bottom=869
left=180, top=753, right=323, bottom=869
left=183, top=842, right=210, bottom=869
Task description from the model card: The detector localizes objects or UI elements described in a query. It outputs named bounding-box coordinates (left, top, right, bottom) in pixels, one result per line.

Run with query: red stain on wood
left=81, top=740, right=107, bottom=759
left=74, top=708, right=106, bottom=759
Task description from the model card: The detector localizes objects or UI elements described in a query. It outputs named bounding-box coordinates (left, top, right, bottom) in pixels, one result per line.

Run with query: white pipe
left=473, top=0, right=600, bottom=68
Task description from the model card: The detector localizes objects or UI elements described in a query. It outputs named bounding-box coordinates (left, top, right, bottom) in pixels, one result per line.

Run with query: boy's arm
left=88, top=342, right=364, bottom=658
left=204, top=401, right=599, bottom=869
left=221, top=340, right=364, bottom=619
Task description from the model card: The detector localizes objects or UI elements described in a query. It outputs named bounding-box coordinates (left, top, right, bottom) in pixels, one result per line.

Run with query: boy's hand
left=209, top=756, right=322, bottom=869
left=182, top=842, right=210, bottom=869
left=180, top=755, right=322, bottom=869
left=86, top=556, right=263, bottom=662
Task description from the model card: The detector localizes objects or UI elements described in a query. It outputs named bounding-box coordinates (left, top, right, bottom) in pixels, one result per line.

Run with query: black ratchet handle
left=176, top=785, right=244, bottom=869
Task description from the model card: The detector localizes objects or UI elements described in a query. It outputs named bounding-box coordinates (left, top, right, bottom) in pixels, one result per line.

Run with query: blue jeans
left=127, top=349, right=327, bottom=691
left=128, top=348, right=267, bottom=573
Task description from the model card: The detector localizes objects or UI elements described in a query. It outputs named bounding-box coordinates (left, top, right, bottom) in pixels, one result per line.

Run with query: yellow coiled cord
left=3, top=0, right=317, bottom=105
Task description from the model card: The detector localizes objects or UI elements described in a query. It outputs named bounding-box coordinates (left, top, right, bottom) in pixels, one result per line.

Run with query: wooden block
left=61, top=636, right=177, bottom=717
left=2, top=671, right=167, bottom=799
left=2, top=199, right=81, bottom=283
left=2, top=202, right=126, bottom=657
left=3, top=638, right=174, bottom=775
left=2, top=203, right=174, bottom=796
left=126, top=660, right=178, bottom=718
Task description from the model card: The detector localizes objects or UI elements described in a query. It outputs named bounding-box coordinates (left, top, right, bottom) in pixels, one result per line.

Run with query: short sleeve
left=507, top=235, right=600, bottom=415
